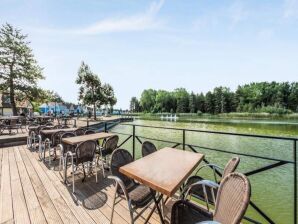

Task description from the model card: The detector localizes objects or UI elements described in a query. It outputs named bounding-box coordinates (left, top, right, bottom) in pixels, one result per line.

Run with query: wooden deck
left=0, top=145, right=173, bottom=224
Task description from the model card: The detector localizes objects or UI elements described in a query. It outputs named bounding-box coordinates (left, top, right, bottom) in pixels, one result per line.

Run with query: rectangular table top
left=120, top=147, right=204, bottom=197
left=62, top=132, right=115, bottom=145
left=40, top=128, right=78, bottom=135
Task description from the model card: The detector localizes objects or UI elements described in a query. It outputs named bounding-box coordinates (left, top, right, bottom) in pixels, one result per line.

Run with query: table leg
left=149, top=189, right=165, bottom=224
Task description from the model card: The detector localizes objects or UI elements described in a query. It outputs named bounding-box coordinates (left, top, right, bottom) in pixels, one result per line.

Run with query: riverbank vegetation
left=130, top=82, right=298, bottom=116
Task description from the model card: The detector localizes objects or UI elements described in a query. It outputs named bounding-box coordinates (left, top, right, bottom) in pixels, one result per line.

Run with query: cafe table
left=40, top=127, right=78, bottom=139
left=61, top=132, right=116, bottom=183
left=61, top=132, right=115, bottom=145
left=120, top=147, right=204, bottom=224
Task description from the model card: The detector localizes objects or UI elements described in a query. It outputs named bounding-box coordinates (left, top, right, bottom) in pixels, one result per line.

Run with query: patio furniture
left=141, top=141, right=157, bottom=157
left=182, top=157, right=240, bottom=208
left=58, top=132, right=76, bottom=181
left=27, top=124, right=40, bottom=149
left=61, top=132, right=115, bottom=145
left=96, top=135, right=119, bottom=177
left=171, top=172, right=251, bottom=224
left=74, top=128, right=86, bottom=136
left=54, top=124, right=63, bottom=129
left=4, top=119, right=21, bottom=134
left=84, top=129, right=96, bottom=135
left=108, top=148, right=155, bottom=224
left=119, top=147, right=204, bottom=224
left=61, top=125, right=70, bottom=129
left=65, top=140, right=98, bottom=195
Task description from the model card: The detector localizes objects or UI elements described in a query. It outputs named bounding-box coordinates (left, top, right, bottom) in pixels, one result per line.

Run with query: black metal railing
left=100, top=121, right=297, bottom=224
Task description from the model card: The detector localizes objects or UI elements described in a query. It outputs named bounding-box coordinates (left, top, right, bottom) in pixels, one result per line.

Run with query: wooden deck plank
left=1, top=145, right=174, bottom=224
left=19, top=147, right=64, bottom=224
left=8, top=148, right=31, bottom=224
left=27, top=145, right=122, bottom=224
left=14, top=147, right=47, bottom=224
left=0, top=148, right=14, bottom=224
left=22, top=146, right=97, bottom=224
left=21, top=146, right=79, bottom=224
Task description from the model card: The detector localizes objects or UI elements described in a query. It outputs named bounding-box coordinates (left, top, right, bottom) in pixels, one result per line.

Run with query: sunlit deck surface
left=0, top=145, right=173, bottom=224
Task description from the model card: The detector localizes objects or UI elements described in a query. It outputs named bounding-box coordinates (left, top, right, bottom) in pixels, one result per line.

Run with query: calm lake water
left=111, top=118, right=298, bottom=224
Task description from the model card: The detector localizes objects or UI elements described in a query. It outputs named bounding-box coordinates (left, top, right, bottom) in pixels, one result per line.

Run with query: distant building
left=39, top=102, right=85, bottom=115
left=0, top=93, right=33, bottom=116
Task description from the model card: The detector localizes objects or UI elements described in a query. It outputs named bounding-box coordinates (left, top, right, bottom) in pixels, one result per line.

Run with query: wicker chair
left=74, top=128, right=86, bottom=136
left=58, top=132, right=76, bottom=176
left=27, top=124, right=39, bottom=149
left=84, top=129, right=96, bottom=135
left=97, top=135, right=119, bottom=177
left=5, top=119, right=20, bottom=134
left=108, top=149, right=155, bottom=224
left=182, top=157, right=240, bottom=209
left=53, top=124, right=63, bottom=129
left=171, top=173, right=251, bottom=224
left=61, top=125, right=70, bottom=129
left=65, top=140, right=98, bottom=194
left=141, top=141, right=157, bottom=157
left=38, top=126, right=54, bottom=160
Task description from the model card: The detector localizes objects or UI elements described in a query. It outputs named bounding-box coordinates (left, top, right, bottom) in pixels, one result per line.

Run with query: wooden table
left=40, top=128, right=78, bottom=139
left=120, top=147, right=204, bottom=223
left=62, top=132, right=115, bottom=145
left=61, top=132, right=116, bottom=183
left=40, top=128, right=78, bottom=135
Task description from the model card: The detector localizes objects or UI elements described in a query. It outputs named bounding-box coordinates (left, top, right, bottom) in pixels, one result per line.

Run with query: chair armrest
left=108, top=175, right=129, bottom=201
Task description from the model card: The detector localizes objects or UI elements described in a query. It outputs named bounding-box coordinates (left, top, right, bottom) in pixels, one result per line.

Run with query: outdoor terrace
left=0, top=145, right=173, bottom=224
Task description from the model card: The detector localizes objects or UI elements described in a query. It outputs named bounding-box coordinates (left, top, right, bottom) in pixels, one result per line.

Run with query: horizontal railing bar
left=107, top=122, right=298, bottom=141
left=135, top=135, right=181, bottom=145
left=109, top=131, right=132, bottom=136
left=245, top=161, right=288, bottom=176
left=187, top=144, right=294, bottom=164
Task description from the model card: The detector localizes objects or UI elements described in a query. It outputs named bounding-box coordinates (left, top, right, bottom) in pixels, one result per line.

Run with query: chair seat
left=171, top=200, right=213, bottom=224
left=128, top=184, right=154, bottom=208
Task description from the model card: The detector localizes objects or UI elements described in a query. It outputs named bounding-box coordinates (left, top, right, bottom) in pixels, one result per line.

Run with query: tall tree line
left=130, top=82, right=298, bottom=114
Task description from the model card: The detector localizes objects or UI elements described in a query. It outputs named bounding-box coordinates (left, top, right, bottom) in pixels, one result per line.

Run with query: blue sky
left=1, top=0, right=298, bottom=109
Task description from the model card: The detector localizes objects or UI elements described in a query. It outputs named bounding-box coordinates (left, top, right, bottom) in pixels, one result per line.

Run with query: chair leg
left=72, top=163, right=75, bottom=193
left=110, top=184, right=118, bottom=224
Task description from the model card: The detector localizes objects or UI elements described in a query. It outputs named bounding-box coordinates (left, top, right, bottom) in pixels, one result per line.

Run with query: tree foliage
left=76, top=61, right=116, bottom=119
left=135, top=82, right=298, bottom=114
left=0, top=23, right=44, bottom=115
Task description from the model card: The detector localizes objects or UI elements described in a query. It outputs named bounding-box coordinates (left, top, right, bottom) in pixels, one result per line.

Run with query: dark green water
left=111, top=118, right=298, bottom=224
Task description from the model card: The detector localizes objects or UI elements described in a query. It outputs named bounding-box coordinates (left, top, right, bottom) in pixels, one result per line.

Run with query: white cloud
left=31, top=0, right=165, bottom=35
left=283, top=0, right=298, bottom=19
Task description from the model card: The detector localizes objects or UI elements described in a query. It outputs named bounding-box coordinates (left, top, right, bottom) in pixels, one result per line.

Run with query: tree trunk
left=93, top=103, right=97, bottom=120
left=9, top=77, right=17, bottom=116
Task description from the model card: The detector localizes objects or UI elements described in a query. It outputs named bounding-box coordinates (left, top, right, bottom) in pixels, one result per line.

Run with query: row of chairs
left=28, top=126, right=121, bottom=195
left=108, top=142, right=250, bottom=224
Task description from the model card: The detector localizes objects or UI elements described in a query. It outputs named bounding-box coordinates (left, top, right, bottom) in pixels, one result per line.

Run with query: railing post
left=133, top=125, right=135, bottom=159
left=104, top=122, right=107, bottom=132
left=183, top=129, right=186, bottom=150
left=294, top=140, right=297, bottom=224
left=87, top=118, right=89, bottom=127
left=73, top=119, right=77, bottom=128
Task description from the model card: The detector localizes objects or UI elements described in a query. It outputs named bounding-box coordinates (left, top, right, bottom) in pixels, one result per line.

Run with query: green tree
left=140, top=89, right=157, bottom=112
left=189, top=92, right=196, bottom=113
left=155, top=90, right=176, bottom=112
left=76, top=61, right=104, bottom=120
left=0, top=23, right=44, bottom=115
left=205, top=91, right=215, bottom=114
left=102, top=83, right=117, bottom=113
left=130, top=97, right=140, bottom=112
left=174, top=88, right=189, bottom=113
left=196, top=93, right=205, bottom=113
